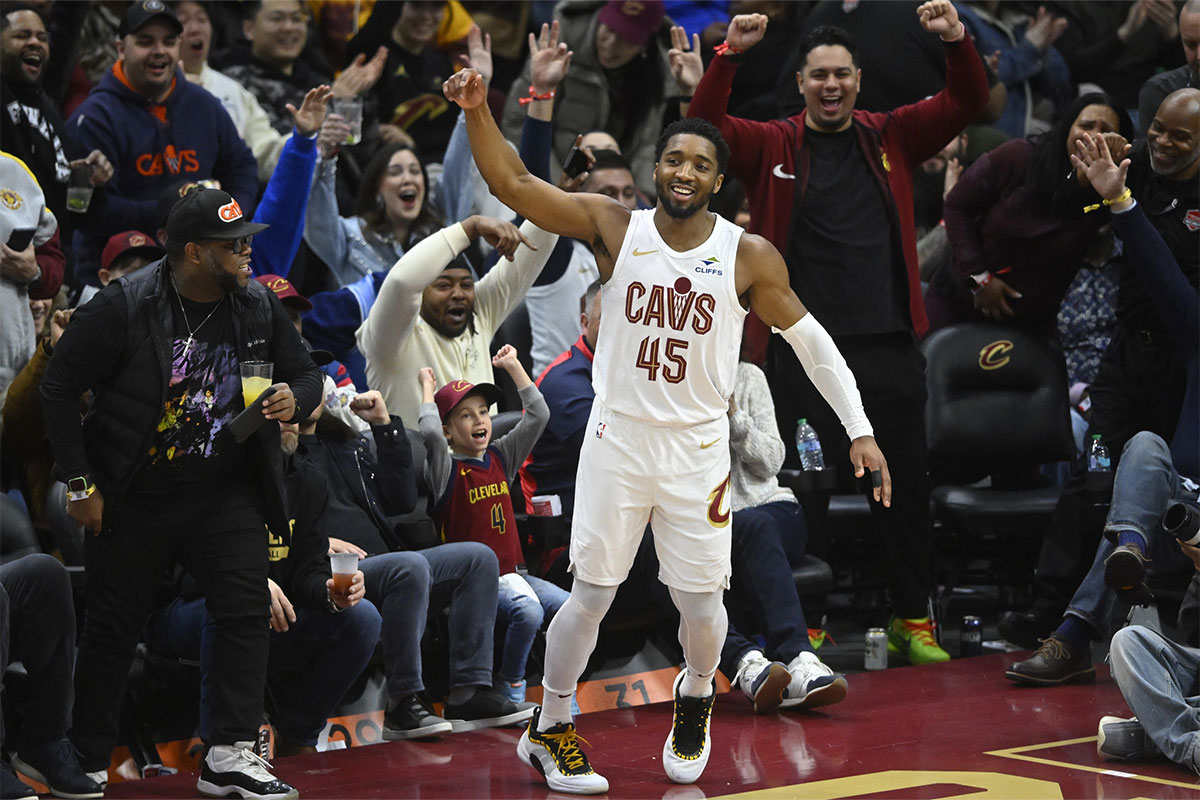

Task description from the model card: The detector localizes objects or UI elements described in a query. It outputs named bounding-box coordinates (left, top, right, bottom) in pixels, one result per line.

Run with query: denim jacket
left=303, top=110, right=476, bottom=287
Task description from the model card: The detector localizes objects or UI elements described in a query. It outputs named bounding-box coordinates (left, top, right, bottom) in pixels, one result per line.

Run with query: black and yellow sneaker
left=661, top=670, right=715, bottom=784
left=516, top=706, right=608, bottom=795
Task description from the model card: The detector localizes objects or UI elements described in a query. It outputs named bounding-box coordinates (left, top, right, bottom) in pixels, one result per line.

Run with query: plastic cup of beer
left=67, top=164, right=94, bottom=213
left=332, top=97, right=363, bottom=145
left=330, top=552, right=358, bottom=596
left=240, top=361, right=273, bottom=409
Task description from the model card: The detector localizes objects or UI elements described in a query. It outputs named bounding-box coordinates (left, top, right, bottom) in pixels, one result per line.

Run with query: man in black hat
left=64, top=0, right=259, bottom=290
left=41, top=188, right=322, bottom=800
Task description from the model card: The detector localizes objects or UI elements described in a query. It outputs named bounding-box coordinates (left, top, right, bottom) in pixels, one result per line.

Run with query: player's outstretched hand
left=850, top=435, right=892, bottom=507
left=444, top=67, right=487, bottom=110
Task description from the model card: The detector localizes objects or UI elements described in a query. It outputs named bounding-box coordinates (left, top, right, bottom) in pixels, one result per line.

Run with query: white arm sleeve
left=774, top=314, right=874, bottom=441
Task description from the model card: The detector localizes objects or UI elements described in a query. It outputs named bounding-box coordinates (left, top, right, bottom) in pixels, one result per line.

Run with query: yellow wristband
left=1103, top=187, right=1132, bottom=206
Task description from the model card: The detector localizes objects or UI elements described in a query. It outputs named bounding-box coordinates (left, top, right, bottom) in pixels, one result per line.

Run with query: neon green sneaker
left=887, top=616, right=950, bottom=664
left=807, top=628, right=835, bottom=651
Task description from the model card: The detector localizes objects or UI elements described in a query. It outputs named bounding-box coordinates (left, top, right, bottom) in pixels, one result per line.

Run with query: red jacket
left=689, top=37, right=988, bottom=359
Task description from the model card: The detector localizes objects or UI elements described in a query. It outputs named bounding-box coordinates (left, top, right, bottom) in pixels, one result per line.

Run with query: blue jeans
left=1109, top=625, right=1200, bottom=775
left=496, top=575, right=568, bottom=684
left=358, top=543, right=499, bottom=704
left=146, top=596, right=381, bottom=746
left=1066, top=432, right=1197, bottom=632
left=720, top=500, right=812, bottom=675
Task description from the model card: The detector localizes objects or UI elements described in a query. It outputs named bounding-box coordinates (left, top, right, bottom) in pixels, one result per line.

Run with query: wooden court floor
left=97, top=651, right=1200, bottom=800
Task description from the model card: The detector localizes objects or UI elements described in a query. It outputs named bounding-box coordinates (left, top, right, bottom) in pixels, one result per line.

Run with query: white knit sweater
left=728, top=361, right=797, bottom=512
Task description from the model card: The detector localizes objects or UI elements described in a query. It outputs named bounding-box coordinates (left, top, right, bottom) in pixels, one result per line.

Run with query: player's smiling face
left=443, top=394, right=491, bottom=458
left=654, top=134, right=723, bottom=220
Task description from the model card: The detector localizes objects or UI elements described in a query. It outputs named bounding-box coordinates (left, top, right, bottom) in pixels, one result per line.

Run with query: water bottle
left=1087, top=434, right=1110, bottom=473
left=1086, top=434, right=1112, bottom=494
left=795, top=418, right=825, bottom=471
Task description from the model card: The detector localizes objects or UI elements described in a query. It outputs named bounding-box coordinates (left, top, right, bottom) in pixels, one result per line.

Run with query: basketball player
left=444, top=68, right=890, bottom=795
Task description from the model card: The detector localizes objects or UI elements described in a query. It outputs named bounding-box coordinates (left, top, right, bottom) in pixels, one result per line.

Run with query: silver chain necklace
left=170, top=272, right=223, bottom=359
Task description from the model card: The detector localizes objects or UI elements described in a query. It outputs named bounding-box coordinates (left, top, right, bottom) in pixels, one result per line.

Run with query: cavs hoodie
left=65, top=63, right=258, bottom=286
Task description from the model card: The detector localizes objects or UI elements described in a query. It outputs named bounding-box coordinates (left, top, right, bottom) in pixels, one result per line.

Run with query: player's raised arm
left=739, top=234, right=892, bottom=505
left=443, top=68, right=627, bottom=257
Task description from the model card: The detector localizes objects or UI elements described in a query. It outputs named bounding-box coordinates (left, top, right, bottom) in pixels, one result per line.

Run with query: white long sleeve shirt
left=356, top=220, right=558, bottom=425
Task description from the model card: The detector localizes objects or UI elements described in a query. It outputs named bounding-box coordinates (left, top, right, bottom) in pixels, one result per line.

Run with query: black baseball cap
left=165, top=189, right=269, bottom=246
left=118, top=0, right=183, bottom=37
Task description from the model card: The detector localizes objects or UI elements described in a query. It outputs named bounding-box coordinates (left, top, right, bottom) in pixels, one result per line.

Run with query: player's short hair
left=654, top=118, right=730, bottom=176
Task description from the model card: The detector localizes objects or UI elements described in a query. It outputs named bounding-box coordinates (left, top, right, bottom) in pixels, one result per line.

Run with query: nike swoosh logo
left=772, top=163, right=795, bottom=180
left=700, top=438, right=721, bottom=449
left=459, top=468, right=470, bottom=476
left=632, top=248, right=658, bottom=256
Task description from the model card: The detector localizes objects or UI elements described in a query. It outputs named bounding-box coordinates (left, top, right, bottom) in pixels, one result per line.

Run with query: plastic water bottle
left=795, top=418, right=825, bottom=471
left=1087, top=434, right=1111, bottom=473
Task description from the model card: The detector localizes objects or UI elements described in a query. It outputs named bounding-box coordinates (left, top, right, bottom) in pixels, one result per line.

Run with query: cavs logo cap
left=165, top=188, right=269, bottom=247
left=254, top=274, right=313, bottom=311
left=118, top=0, right=183, bottom=38
left=101, top=230, right=166, bottom=271
left=434, top=379, right=503, bottom=421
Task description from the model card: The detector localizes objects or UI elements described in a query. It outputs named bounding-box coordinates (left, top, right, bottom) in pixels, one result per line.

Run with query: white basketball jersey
left=593, top=209, right=747, bottom=425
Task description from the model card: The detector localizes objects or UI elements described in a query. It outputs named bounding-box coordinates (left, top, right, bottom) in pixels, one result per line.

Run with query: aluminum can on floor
left=960, top=615, right=983, bottom=657
left=864, top=627, right=888, bottom=670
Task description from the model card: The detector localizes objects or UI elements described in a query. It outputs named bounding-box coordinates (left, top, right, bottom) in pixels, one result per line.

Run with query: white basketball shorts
left=568, top=398, right=733, bottom=593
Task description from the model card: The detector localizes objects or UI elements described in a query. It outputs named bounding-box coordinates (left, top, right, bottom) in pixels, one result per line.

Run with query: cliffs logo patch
left=218, top=198, right=244, bottom=223
left=979, top=339, right=1013, bottom=371
left=1185, top=209, right=1200, bottom=232
left=0, top=188, right=22, bottom=210
left=706, top=474, right=731, bottom=528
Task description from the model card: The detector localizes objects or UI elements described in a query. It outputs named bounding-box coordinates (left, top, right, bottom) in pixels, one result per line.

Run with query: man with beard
left=65, top=1, right=258, bottom=290
left=446, top=69, right=890, bottom=793
left=0, top=4, right=113, bottom=250
left=41, top=188, right=321, bottom=799
left=356, top=214, right=557, bottom=426
left=1000, top=87, right=1200, bottom=663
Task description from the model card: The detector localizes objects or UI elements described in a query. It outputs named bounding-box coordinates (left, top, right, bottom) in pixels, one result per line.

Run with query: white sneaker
left=732, top=650, right=790, bottom=714
left=85, top=769, right=107, bottom=790
left=662, top=670, right=715, bottom=784
left=780, top=651, right=847, bottom=710
left=516, top=706, right=608, bottom=795
left=197, top=742, right=298, bottom=800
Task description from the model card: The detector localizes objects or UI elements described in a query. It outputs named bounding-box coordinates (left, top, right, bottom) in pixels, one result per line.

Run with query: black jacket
left=294, top=416, right=418, bottom=555
left=41, top=257, right=323, bottom=536
left=272, top=460, right=339, bottom=611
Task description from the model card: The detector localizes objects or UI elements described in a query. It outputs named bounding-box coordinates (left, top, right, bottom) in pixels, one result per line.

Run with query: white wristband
left=774, top=314, right=874, bottom=441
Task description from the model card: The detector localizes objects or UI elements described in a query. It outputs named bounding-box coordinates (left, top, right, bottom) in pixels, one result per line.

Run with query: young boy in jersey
left=418, top=345, right=568, bottom=706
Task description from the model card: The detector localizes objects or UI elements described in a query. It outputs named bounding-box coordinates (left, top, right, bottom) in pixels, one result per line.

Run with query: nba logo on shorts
left=595, top=422, right=607, bottom=439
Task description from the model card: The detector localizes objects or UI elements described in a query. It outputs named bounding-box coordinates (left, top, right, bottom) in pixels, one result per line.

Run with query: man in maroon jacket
left=689, top=0, right=987, bottom=664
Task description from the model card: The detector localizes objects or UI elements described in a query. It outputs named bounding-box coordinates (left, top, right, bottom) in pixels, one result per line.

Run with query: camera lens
left=1162, top=502, right=1200, bottom=547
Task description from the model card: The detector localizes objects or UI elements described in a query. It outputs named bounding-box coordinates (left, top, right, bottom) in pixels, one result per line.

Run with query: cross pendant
left=182, top=335, right=194, bottom=359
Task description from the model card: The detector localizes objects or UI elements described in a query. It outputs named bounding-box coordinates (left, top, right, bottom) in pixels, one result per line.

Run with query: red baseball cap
left=254, top=274, right=312, bottom=311
left=434, top=379, right=502, bottom=421
left=100, top=230, right=165, bottom=271
left=597, top=0, right=665, bottom=47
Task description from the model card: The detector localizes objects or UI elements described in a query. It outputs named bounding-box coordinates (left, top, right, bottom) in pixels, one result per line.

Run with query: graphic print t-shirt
left=132, top=295, right=251, bottom=494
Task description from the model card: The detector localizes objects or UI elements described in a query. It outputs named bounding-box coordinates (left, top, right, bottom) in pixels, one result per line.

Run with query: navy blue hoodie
left=65, top=64, right=258, bottom=286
